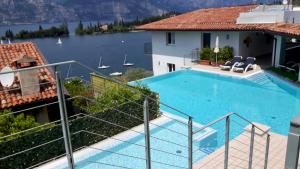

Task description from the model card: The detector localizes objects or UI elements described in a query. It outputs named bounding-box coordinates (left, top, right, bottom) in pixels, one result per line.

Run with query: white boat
left=98, top=56, right=110, bottom=69
left=57, top=38, right=62, bottom=45
left=110, top=72, right=123, bottom=76
left=0, top=40, right=3, bottom=44
left=123, top=54, right=134, bottom=66
left=8, top=39, right=11, bottom=44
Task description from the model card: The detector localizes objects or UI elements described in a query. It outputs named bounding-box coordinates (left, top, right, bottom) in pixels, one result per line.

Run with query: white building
left=137, top=4, right=300, bottom=75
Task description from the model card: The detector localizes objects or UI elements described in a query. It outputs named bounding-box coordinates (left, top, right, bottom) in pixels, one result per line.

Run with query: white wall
left=238, top=32, right=273, bottom=58
left=274, top=35, right=283, bottom=67
left=210, top=32, right=240, bottom=56
left=152, top=31, right=201, bottom=75
left=151, top=31, right=240, bottom=75
left=286, top=11, right=300, bottom=23
left=237, top=11, right=285, bottom=24
left=237, top=5, right=300, bottom=24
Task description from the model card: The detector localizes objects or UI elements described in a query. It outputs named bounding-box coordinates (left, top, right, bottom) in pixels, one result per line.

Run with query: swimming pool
left=44, top=70, right=300, bottom=169
left=136, top=70, right=300, bottom=135
left=45, top=116, right=216, bottom=169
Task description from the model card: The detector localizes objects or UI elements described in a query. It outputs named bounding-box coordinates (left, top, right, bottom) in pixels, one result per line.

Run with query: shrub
left=219, top=46, right=234, bottom=62
left=124, top=68, right=153, bottom=82
left=64, top=78, right=93, bottom=109
left=0, top=109, right=39, bottom=139
left=82, top=86, right=141, bottom=113
left=268, top=67, right=298, bottom=81
left=200, top=47, right=213, bottom=60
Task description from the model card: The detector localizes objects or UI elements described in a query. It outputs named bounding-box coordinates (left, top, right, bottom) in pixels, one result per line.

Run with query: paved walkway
left=191, top=64, right=262, bottom=78
left=193, top=131, right=288, bottom=169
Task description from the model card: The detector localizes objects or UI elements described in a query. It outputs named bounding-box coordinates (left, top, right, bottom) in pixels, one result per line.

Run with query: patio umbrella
left=214, top=36, right=220, bottom=66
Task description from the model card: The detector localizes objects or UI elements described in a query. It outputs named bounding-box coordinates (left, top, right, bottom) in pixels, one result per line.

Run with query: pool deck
left=193, top=131, right=290, bottom=169
left=191, top=64, right=263, bottom=78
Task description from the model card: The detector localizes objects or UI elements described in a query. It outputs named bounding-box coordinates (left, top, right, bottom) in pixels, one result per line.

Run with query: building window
left=226, top=34, right=230, bottom=40
left=202, top=33, right=211, bottom=48
left=167, top=63, right=176, bottom=72
left=166, top=32, right=175, bottom=45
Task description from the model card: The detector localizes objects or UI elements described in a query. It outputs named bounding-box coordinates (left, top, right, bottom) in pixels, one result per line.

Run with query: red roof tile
left=136, top=5, right=300, bottom=36
left=0, top=42, right=56, bottom=109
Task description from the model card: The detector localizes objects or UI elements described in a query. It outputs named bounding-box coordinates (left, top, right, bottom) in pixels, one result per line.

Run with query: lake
left=0, top=22, right=152, bottom=77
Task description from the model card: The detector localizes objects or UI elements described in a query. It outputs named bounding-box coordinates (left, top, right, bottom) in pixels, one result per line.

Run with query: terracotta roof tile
left=136, top=5, right=300, bottom=36
left=0, top=42, right=57, bottom=109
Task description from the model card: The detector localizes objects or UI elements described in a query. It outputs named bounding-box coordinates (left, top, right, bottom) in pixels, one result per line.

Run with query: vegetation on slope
left=1, top=23, right=69, bottom=40
left=75, top=12, right=178, bottom=35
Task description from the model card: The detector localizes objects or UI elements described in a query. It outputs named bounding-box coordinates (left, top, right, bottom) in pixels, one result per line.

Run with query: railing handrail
left=0, top=61, right=273, bottom=169
left=192, top=113, right=234, bottom=134
left=0, top=60, right=191, bottom=118
left=193, top=112, right=270, bottom=136
left=0, top=61, right=271, bottom=132
left=0, top=60, right=76, bottom=75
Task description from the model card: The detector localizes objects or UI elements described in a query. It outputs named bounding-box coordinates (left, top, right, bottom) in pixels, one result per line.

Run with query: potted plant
left=199, top=47, right=213, bottom=65
left=211, top=46, right=234, bottom=66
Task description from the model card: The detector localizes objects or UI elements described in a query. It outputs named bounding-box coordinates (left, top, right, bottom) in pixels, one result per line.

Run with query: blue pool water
left=60, top=120, right=215, bottom=169
left=138, top=70, right=300, bottom=135
left=55, top=70, right=300, bottom=169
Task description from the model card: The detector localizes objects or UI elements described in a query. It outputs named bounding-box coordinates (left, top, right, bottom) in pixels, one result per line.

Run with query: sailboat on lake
left=98, top=56, right=110, bottom=69
left=57, top=38, right=62, bottom=45
left=123, top=54, right=134, bottom=66
left=109, top=72, right=123, bottom=76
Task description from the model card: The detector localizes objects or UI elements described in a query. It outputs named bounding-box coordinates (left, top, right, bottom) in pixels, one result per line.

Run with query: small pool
left=51, top=117, right=216, bottom=169
left=136, top=70, right=300, bottom=135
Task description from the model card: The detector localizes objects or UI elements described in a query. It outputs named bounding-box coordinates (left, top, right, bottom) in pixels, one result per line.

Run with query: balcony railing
left=0, top=61, right=273, bottom=169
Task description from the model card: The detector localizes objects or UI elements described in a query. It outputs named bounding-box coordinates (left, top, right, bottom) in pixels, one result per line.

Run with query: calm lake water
left=0, top=22, right=152, bottom=77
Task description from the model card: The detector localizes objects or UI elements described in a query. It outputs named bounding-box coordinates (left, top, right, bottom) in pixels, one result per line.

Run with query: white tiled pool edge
left=191, top=67, right=263, bottom=79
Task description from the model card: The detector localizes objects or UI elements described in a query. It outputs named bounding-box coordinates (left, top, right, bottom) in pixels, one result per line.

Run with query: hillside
left=0, top=0, right=273, bottom=24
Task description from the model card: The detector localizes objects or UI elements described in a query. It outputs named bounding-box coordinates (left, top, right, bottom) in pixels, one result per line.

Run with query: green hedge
left=0, top=89, right=159, bottom=169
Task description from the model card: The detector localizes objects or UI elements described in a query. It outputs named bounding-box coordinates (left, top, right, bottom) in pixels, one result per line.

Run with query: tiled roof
left=136, top=5, right=300, bottom=36
left=0, top=42, right=56, bottom=109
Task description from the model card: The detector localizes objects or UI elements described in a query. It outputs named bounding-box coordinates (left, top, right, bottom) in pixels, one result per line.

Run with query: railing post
left=143, top=97, right=151, bottom=169
left=188, top=116, right=193, bottom=169
left=248, top=125, right=255, bottom=169
left=284, top=115, right=300, bottom=169
left=55, top=69, right=75, bottom=169
left=264, top=134, right=270, bottom=169
left=224, top=116, right=230, bottom=169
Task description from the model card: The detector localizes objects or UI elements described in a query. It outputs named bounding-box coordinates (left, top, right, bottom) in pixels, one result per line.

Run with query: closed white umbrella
left=214, top=36, right=220, bottom=66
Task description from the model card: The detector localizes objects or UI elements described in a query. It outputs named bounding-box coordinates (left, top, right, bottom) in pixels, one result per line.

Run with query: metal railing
left=193, top=112, right=271, bottom=169
left=0, top=61, right=195, bottom=169
left=0, top=60, right=272, bottom=169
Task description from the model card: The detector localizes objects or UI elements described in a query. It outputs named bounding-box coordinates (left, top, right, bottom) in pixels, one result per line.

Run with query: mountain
left=0, top=0, right=275, bottom=24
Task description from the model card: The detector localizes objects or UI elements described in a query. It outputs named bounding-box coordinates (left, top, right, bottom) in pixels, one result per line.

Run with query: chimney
left=15, top=54, right=40, bottom=97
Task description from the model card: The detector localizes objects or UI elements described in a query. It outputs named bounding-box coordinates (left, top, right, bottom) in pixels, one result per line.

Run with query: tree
left=5, top=29, right=14, bottom=40
left=60, top=22, right=69, bottom=35
left=38, top=25, right=43, bottom=31
left=0, top=109, right=39, bottom=138
left=75, top=20, right=84, bottom=35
